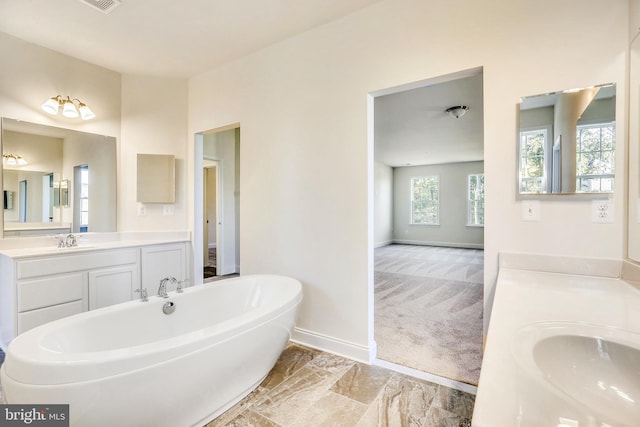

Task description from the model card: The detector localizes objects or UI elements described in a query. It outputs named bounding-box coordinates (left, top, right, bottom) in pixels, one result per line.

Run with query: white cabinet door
left=88, top=264, right=139, bottom=310
left=141, top=243, right=187, bottom=296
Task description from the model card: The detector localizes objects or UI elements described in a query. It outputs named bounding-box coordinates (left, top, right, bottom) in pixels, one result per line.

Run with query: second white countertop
left=473, top=267, right=640, bottom=427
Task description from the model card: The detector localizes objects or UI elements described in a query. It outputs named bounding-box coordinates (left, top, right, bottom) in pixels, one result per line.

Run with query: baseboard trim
left=374, top=240, right=393, bottom=248
left=392, top=239, right=484, bottom=250
left=291, top=327, right=370, bottom=364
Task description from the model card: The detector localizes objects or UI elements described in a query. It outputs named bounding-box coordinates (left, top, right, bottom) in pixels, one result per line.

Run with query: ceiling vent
left=79, top=0, right=121, bottom=14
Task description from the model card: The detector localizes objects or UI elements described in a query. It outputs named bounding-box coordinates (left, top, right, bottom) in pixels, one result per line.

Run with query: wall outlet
left=137, top=203, right=146, bottom=216
left=163, top=204, right=175, bottom=216
left=592, top=199, right=613, bottom=223
left=522, top=200, right=541, bottom=221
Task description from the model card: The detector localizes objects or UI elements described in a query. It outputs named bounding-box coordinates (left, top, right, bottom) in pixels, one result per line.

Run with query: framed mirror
left=517, top=83, right=616, bottom=197
left=1, top=118, right=117, bottom=236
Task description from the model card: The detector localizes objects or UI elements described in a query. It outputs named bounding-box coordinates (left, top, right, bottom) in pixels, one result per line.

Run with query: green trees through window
left=411, top=176, right=439, bottom=225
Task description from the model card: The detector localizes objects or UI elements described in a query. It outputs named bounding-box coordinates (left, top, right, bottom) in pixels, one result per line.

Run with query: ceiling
left=1, top=0, right=483, bottom=168
left=0, top=0, right=382, bottom=78
left=374, top=72, right=484, bottom=167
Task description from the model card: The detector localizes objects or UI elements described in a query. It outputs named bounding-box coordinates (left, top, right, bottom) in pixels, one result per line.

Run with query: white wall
left=189, top=0, right=627, bottom=355
left=374, top=161, right=393, bottom=247
left=628, top=1, right=640, bottom=262
left=393, top=162, right=484, bottom=248
left=120, top=75, right=188, bottom=231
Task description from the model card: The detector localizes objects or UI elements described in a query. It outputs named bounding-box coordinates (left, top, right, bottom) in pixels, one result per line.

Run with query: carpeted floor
left=374, top=244, right=483, bottom=385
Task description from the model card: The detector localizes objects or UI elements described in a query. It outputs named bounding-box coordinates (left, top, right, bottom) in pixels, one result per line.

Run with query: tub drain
left=162, top=301, right=176, bottom=314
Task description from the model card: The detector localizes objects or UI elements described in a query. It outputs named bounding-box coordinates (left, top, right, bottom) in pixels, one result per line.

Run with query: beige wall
left=120, top=75, right=188, bottom=231
left=189, top=0, right=627, bottom=357
left=393, top=162, right=484, bottom=248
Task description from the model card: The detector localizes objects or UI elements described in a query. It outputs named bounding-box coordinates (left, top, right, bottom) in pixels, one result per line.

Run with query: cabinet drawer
left=17, top=300, right=84, bottom=334
left=16, top=249, right=139, bottom=280
left=17, top=273, right=85, bottom=312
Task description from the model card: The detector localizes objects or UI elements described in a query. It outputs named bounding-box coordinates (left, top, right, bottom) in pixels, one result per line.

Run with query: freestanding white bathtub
left=0, top=274, right=302, bottom=427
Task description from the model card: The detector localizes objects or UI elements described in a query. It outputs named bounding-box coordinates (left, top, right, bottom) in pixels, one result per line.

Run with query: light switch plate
left=522, top=200, right=540, bottom=221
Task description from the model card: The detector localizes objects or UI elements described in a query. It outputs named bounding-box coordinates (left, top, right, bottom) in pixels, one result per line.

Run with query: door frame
left=193, top=123, right=240, bottom=284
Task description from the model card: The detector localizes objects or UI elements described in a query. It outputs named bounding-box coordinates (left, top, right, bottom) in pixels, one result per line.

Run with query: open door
left=195, top=125, right=240, bottom=282
left=203, top=161, right=219, bottom=278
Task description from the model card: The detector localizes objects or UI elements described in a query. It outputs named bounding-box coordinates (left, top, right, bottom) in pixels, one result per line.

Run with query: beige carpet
left=374, top=244, right=483, bottom=385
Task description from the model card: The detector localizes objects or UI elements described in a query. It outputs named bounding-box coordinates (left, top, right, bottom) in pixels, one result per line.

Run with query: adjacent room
left=372, top=70, right=484, bottom=387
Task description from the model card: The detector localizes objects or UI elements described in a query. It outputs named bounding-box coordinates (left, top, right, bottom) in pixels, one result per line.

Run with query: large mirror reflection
left=1, top=118, right=116, bottom=237
left=518, top=83, right=616, bottom=196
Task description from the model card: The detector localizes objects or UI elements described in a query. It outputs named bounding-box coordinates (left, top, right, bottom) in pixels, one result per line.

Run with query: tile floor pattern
left=206, top=343, right=474, bottom=427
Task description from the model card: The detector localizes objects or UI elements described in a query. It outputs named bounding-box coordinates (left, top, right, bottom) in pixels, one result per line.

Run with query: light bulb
left=41, top=97, right=60, bottom=115
left=62, top=99, right=79, bottom=118
left=78, top=103, right=95, bottom=120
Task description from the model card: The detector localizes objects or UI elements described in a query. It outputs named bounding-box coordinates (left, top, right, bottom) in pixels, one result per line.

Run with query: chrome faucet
left=55, top=233, right=78, bottom=248
left=65, top=234, right=77, bottom=247
left=158, top=277, right=183, bottom=297
left=135, top=288, right=148, bottom=302
left=157, top=278, right=170, bottom=298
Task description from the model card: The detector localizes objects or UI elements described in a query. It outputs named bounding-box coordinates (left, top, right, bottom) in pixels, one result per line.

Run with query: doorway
left=203, top=161, right=219, bottom=278
left=193, top=125, right=240, bottom=284
left=369, top=68, right=484, bottom=391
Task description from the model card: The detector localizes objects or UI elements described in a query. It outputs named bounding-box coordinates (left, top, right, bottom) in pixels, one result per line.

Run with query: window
left=79, top=166, right=89, bottom=232
left=576, top=122, right=615, bottom=192
left=519, top=128, right=547, bottom=193
left=411, top=176, right=439, bottom=225
left=468, top=174, right=485, bottom=226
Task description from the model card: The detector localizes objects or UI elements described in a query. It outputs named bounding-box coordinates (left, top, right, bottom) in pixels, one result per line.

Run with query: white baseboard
left=374, top=240, right=393, bottom=248
left=392, top=239, right=484, bottom=250
left=291, top=327, right=370, bottom=364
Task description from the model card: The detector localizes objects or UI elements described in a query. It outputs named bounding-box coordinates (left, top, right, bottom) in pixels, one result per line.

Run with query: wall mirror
left=1, top=118, right=117, bottom=236
left=517, top=83, right=616, bottom=197
left=629, top=31, right=640, bottom=262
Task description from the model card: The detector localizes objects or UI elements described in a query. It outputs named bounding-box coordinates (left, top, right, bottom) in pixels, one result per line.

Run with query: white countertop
left=473, top=267, right=640, bottom=427
left=0, top=231, right=191, bottom=258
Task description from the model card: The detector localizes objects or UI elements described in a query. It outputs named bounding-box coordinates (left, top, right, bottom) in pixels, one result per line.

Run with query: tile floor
left=206, top=343, right=474, bottom=427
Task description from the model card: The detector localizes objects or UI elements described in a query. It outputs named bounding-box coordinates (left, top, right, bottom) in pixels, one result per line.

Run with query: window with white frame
left=79, top=166, right=89, bottom=232
left=519, top=128, right=547, bottom=193
left=468, top=173, right=485, bottom=226
left=576, top=122, right=615, bottom=192
left=410, top=176, right=439, bottom=225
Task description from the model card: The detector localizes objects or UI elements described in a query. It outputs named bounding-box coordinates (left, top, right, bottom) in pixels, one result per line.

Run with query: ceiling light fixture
left=3, top=154, right=27, bottom=166
left=41, top=95, right=96, bottom=120
left=445, top=105, right=470, bottom=119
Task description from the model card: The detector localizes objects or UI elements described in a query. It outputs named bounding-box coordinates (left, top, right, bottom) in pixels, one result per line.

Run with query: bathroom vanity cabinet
left=0, top=241, right=189, bottom=350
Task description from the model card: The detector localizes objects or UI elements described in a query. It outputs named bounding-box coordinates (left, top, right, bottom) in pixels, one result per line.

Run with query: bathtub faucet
left=158, top=277, right=179, bottom=298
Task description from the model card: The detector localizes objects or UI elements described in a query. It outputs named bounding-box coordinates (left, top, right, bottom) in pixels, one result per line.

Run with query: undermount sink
left=514, top=322, right=640, bottom=425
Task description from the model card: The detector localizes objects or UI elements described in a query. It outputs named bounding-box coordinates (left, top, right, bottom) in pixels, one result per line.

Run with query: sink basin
left=514, top=322, right=640, bottom=425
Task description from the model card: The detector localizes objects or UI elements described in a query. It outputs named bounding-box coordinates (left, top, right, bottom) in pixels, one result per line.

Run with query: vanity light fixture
left=445, top=105, right=470, bottom=119
left=41, top=95, right=96, bottom=120
left=2, top=154, right=27, bottom=166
